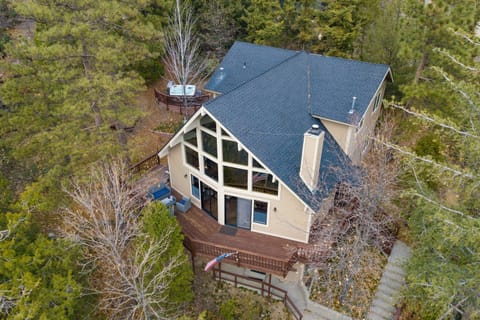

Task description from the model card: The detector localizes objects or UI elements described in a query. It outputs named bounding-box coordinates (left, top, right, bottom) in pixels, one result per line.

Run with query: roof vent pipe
left=349, top=96, right=357, bottom=114
left=243, top=62, right=247, bottom=69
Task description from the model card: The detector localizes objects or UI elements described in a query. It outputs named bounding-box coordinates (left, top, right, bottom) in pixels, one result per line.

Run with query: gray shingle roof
left=205, top=41, right=299, bottom=94
left=205, top=52, right=353, bottom=211
left=205, top=41, right=390, bottom=126
left=309, top=54, right=390, bottom=124
left=202, top=42, right=389, bottom=211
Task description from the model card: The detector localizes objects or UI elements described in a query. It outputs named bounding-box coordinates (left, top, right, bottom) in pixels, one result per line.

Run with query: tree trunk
left=414, top=52, right=428, bottom=84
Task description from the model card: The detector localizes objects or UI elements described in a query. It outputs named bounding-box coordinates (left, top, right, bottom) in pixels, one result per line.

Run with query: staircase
left=367, top=241, right=412, bottom=320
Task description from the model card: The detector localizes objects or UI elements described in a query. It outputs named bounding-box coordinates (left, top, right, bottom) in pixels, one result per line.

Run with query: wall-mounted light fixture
left=184, top=174, right=188, bottom=178
left=273, top=207, right=277, bottom=212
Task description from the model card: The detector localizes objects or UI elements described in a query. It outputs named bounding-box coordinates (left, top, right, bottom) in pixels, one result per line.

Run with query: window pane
left=204, top=157, right=218, bottom=181
left=202, top=131, right=217, bottom=157
left=253, top=200, right=268, bottom=224
left=221, top=129, right=230, bottom=137
left=191, top=175, right=200, bottom=199
left=200, top=115, right=216, bottom=132
left=222, top=140, right=248, bottom=165
left=252, top=172, right=278, bottom=195
left=185, top=146, right=199, bottom=169
left=184, top=129, right=197, bottom=146
left=373, top=94, right=380, bottom=111
left=223, top=166, right=248, bottom=190
left=253, top=158, right=264, bottom=169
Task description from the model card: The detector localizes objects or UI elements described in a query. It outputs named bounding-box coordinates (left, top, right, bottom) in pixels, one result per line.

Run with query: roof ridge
left=309, top=51, right=390, bottom=68
left=207, top=50, right=304, bottom=101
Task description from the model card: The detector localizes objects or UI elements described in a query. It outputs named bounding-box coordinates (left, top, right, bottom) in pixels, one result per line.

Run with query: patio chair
left=147, top=182, right=171, bottom=201
left=176, top=196, right=191, bottom=213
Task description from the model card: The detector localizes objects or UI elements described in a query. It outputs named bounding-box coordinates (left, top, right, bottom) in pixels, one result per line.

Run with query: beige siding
left=349, top=81, right=386, bottom=163
left=251, top=185, right=310, bottom=243
left=166, top=142, right=310, bottom=243
left=319, top=80, right=387, bottom=165
left=167, top=144, right=191, bottom=198
left=320, top=119, right=350, bottom=153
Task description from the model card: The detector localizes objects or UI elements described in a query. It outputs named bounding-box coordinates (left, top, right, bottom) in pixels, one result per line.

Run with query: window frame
left=252, top=200, right=268, bottom=225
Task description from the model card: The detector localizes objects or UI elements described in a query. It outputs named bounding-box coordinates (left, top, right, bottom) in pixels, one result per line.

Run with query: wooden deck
left=173, top=190, right=313, bottom=277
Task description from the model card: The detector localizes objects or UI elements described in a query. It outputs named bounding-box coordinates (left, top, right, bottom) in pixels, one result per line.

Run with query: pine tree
left=0, top=0, right=161, bottom=212
left=0, top=212, right=90, bottom=319
left=316, top=0, right=379, bottom=58
left=389, top=6, right=480, bottom=315
left=242, top=0, right=285, bottom=47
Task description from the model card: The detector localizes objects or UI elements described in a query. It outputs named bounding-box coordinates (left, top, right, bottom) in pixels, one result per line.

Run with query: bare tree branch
left=63, top=159, right=184, bottom=319
left=371, top=137, right=476, bottom=179
left=389, top=103, right=480, bottom=139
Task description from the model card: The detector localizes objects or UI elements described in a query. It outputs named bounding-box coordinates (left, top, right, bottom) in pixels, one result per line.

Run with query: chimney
left=300, top=124, right=325, bottom=191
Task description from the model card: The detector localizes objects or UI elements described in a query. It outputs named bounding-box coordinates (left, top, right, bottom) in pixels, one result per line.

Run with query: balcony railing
left=212, top=266, right=303, bottom=320
left=187, top=237, right=297, bottom=277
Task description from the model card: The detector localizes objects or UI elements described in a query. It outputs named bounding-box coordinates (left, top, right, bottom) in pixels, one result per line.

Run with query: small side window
left=373, top=94, right=380, bottom=112
left=191, top=175, right=200, bottom=199
left=253, top=200, right=268, bottom=225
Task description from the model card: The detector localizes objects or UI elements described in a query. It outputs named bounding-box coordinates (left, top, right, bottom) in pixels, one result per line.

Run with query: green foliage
left=0, top=0, right=162, bottom=213
left=141, top=201, right=194, bottom=304
left=395, top=4, right=480, bottom=317
left=194, top=0, right=239, bottom=60
left=414, top=132, right=443, bottom=161
left=216, top=295, right=269, bottom=320
left=0, top=212, right=91, bottom=319
left=242, top=0, right=321, bottom=51
left=242, top=0, right=284, bottom=47
left=219, top=299, right=237, bottom=320
left=316, top=0, right=379, bottom=58
left=0, top=173, right=12, bottom=212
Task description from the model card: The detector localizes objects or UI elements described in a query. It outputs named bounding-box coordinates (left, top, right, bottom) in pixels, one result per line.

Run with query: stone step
left=380, top=272, right=404, bottom=285
left=369, top=304, right=394, bottom=319
left=371, top=297, right=397, bottom=314
left=385, top=264, right=406, bottom=277
left=377, top=283, right=400, bottom=297
left=367, top=307, right=392, bottom=320
left=381, top=270, right=406, bottom=284
left=373, top=290, right=397, bottom=305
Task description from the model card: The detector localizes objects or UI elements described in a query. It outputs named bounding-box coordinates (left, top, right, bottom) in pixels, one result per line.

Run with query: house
left=158, top=42, right=392, bottom=282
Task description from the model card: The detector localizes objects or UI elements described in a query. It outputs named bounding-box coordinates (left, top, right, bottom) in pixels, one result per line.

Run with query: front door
left=201, top=182, right=218, bottom=220
left=224, top=195, right=252, bottom=230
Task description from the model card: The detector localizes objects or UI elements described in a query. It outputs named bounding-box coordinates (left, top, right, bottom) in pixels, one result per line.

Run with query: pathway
left=271, top=240, right=411, bottom=320
left=367, top=240, right=412, bottom=320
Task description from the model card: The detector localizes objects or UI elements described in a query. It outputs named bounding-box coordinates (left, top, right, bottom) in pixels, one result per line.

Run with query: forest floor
left=127, top=79, right=183, bottom=163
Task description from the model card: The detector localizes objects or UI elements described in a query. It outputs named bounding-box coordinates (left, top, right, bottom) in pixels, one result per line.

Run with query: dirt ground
left=127, top=79, right=183, bottom=163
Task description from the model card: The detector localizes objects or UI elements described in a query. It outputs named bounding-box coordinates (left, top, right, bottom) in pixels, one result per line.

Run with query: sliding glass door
left=224, top=195, right=252, bottom=230
left=201, top=182, right=218, bottom=220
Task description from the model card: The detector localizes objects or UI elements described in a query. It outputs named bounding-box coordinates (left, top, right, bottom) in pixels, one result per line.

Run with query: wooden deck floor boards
left=173, top=189, right=306, bottom=262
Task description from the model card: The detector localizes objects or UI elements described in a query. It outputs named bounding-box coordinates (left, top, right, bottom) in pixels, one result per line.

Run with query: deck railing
left=129, top=152, right=160, bottom=174
left=154, top=88, right=210, bottom=109
left=212, top=267, right=303, bottom=320
left=185, top=236, right=297, bottom=277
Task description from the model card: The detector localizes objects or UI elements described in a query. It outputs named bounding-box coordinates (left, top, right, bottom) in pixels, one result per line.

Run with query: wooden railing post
left=268, top=274, right=272, bottom=297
